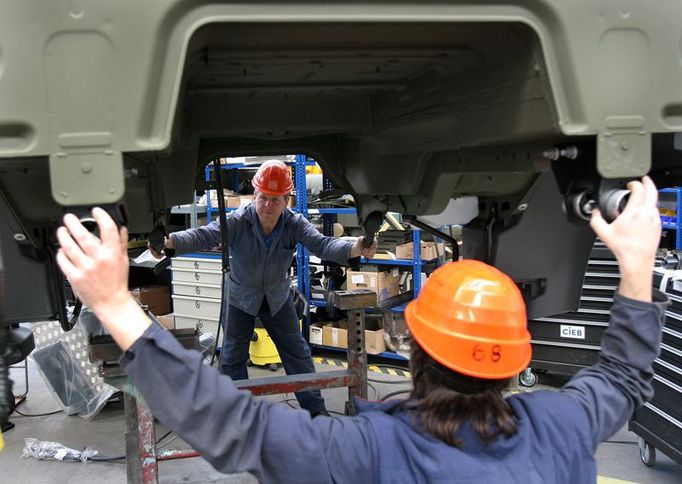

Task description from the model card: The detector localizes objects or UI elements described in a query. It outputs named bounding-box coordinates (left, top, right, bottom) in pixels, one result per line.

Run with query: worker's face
left=254, top=192, right=288, bottom=224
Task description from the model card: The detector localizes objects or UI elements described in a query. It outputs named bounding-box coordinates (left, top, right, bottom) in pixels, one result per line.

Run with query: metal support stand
left=346, top=308, right=368, bottom=414
left=329, top=288, right=374, bottom=414
left=124, top=393, right=158, bottom=484
left=93, top=300, right=369, bottom=483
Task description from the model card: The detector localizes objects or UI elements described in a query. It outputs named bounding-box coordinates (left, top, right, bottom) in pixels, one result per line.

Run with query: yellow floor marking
left=314, top=357, right=410, bottom=376
left=597, top=477, right=639, bottom=484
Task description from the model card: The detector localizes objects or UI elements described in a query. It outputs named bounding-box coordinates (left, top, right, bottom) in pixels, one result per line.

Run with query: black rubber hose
left=0, top=243, right=12, bottom=427
left=210, top=160, right=231, bottom=367
left=402, top=216, right=459, bottom=262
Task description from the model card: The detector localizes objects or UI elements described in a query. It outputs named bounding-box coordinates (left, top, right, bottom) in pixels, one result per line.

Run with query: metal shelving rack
left=295, top=155, right=434, bottom=362
left=197, top=155, right=422, bottom=362
left=660, top=188, right=681, bottom=250
left=204, top=162, right=255, bottom=221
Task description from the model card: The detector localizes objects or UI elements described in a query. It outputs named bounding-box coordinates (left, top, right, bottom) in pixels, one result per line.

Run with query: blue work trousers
left=219, top=297, right=326, bottom=414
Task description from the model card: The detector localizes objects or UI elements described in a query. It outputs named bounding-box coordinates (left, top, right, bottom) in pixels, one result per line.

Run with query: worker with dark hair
left=56, top=176, right=665, bottom=483
left=148, top=160, right=376, bottom=417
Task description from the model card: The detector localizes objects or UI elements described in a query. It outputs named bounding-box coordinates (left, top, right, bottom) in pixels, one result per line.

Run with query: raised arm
left=561, top=176, right=667, bottom=449
left=55, top=208, right=376, bottom=483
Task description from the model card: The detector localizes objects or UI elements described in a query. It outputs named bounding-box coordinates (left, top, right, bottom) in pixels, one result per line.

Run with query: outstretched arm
left=55, top=208, right=377, bottom=482
left=560, top=176, right=667, bottom=450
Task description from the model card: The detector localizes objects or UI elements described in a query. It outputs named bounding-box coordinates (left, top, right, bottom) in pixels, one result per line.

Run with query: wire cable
left=12, top=408, right=62, bottom=417
left=89, top=454, right=126, bottom=462
left=379, top=389, right=411, bottom=402
left=87, top=428, right=176, bottom=462
left=157, top=433, right=181, bottom=449
left=367, top=381, right=378, bottom=400
left=367, top=376, right=411, bottom=385
left=602, top=440, right=637, bottom=446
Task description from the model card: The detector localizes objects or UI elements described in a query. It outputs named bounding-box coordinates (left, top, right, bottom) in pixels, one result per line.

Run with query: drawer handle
left=194, top=262, right=199, bottom=269
left=195, top=287, right=201, bottom=295
left=194, top=273, right=200, bottom=281
left=195, top=301, right=201, bottom=309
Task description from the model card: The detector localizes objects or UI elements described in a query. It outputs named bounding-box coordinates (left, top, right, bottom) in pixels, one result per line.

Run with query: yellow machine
left=248, top=327, right=281, bottom=372
left=248, top=291, right=307, bottom=371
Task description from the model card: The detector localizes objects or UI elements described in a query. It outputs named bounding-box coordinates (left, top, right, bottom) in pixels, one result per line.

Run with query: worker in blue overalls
left=57, top=176, right=665, bottom=483
left=149, top=160, right=377, bottom=417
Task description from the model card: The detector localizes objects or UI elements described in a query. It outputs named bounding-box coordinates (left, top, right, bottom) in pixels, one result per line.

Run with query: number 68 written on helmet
left=472, top=344, right=502, bottom=363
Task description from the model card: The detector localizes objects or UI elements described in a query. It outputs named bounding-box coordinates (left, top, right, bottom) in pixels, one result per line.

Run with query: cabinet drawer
left=173, top=282, right=222, bottom=299
left=172, top=295, right=221, bottom=319
left=172, top=257, right=221, bottom=271
left=174, top=314, right=223, bottom=347
left=529, top=319, right=607, bottom=347
left=172, top=268, right=223, bottom=285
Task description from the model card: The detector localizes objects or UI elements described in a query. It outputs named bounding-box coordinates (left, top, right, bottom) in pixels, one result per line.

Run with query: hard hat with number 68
left=405, top=260, right=531, bottom=379
left=251, top=160, right=294, bottom=196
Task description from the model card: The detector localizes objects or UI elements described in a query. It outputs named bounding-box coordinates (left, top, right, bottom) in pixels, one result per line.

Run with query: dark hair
left=406, top=339, right=518, bottom=447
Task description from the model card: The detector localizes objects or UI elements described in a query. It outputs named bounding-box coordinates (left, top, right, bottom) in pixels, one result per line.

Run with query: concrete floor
left=1, top=355, right=680, bottom=483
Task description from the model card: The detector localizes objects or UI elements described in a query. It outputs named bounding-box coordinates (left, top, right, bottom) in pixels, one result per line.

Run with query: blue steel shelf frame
left=201, top=156, right=421, bottom=362
left=298, top=155, right=434, bottom=361
left=295, top=154, right=311, bottom=300
left=204, top=162, right=242, bottom=222
left=660, top=187, right=682, bottom=250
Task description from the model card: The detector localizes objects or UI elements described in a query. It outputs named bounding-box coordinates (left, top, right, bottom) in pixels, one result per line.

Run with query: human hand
left=148, top=236, right=173, bottom=259
left=56, top=208, right=152, bottom=350
left=354, top=236, right=378, bottom=259
left=56, top=208, right=131, bottom=314
left=590, top=176, right=661, bottom=301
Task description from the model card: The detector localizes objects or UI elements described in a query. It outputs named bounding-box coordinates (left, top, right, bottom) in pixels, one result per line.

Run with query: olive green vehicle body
left=1, top=0, right=682, bottom=322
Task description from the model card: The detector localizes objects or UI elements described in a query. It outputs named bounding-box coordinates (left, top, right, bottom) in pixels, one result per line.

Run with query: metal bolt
left=559, top=145, right=579, bottom=160
left=518, top=203, right=528, bottom=212
left=620, top=141, right=630, bottom=151
left=542, top=147, right=560, bottom=161
left=59, top=191, right=69, bottom=198
left=582, top=200, right=597, bottom=216
left=81, top=162, right=92, bottom=173
left=13, top=233, right=26, bottom=242
left=108, top=188, right=115, bottom=194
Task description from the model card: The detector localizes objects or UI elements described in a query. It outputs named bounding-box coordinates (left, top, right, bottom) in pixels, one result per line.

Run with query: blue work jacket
left=121, top=291, right=668, bottom=483
left=170, top=204, right=353, bottom=315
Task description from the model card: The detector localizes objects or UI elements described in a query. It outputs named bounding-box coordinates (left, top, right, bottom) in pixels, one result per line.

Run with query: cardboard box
left=346, top=269, right=400, bottom=302
left=130, top=284, right=171, bottom=316
left=364, top=316, right=387, bottom=355
left=287, top=194, right=297, bottom=209
left=309, top=322, right=324, bottom=346
left=226, top=196, right=242, bottom=208
left=321, top=318, right=386, bottom=355
left=155, top=313, right=175, bottom=330
left=322, top=320, right=348, bottom=349
left=395, top=241, right=446, bottom=261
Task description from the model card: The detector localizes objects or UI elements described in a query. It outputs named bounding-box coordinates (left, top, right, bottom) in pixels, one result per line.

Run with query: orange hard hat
left=251, top=160, right=294, bottom=196
left=405, top=260, right=531, bottom=379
